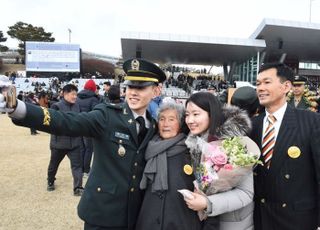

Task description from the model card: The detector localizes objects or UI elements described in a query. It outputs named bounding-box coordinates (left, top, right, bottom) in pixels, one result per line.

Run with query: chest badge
left=287, top=146, right=301, bottom=159
left=183, top=164, right=193, bottom=175
left=118, top=145, right=126, bottom=157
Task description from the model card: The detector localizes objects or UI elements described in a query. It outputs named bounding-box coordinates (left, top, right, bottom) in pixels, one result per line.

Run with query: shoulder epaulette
left=105, top=102, right=123, bottom=110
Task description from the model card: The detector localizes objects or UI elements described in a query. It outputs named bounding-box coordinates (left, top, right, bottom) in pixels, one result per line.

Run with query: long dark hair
left=186, top=92, right=224, bottom=139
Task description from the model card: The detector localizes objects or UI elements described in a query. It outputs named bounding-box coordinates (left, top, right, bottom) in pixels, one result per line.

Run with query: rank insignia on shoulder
left=118, top=145, right=126, bottom=157
left=41, top=107, right=51, bottom=126
left=123, top=108, right=128, bottom=115
left=106, top=103, right=122, bottom=110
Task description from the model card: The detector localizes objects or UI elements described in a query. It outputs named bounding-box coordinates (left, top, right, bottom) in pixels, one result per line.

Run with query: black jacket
left=135, top=136, right=201, bottom=230
left=77, top=89, right=100, bottom=112
left=49, top=99, right=81, bottom=150
left=250, top=106, right=320, bottom=230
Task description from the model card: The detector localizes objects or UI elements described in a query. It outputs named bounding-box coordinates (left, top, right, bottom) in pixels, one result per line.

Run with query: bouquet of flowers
left=194, top=136, right=261, bottom=195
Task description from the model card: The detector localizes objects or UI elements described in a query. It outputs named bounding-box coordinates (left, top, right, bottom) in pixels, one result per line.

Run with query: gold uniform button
left=97, top=187, right=101, bottom=192
left=282, top=203, right=287, bottom=208
left=285, top=174, right=290, bottom=179
left=130, top=188, right=134, bottom=192
left=261, top=198, right=265, bottom=203
left=132, top=175, right=136, bottom=179
left=119, top=140, right=123, bottom=144
left=134, top=162, right=138, bottom=167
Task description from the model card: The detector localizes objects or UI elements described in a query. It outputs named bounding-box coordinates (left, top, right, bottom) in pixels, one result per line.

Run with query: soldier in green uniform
left=287, top=75, right=311, bottom=110
left=0, top=58, right=166, bottom=230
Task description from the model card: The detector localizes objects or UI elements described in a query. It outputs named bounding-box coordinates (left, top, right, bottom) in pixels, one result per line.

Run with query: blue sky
left=1, top=0, right=320, bottom=57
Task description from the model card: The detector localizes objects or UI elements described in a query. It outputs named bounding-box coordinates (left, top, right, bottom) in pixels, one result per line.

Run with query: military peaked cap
left=293, top=75, right=307, bottom=85
left=231, top=86, right=258, bottom=108
left=123, top=58, right=166, bottom=87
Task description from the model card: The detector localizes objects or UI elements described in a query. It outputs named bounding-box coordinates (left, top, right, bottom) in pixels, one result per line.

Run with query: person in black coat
left=250, top=62, right=320, bottom=230
left=48, top=84, right=83, bottom=196
left=136, top=101, right=201, bottom=230
left=77, top=79, right=100, bottom=175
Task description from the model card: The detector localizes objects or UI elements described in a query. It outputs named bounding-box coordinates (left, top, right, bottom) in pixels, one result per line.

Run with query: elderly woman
left=135, top=102, right=201, bottom=230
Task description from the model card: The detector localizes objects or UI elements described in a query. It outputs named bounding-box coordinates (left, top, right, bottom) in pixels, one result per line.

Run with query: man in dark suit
left=0, top=58, right=166, bottom=230
left=250, top=62, right=320, bottom=230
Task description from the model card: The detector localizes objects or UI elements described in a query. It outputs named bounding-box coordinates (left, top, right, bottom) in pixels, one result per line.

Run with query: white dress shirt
left=263, top=103, right=287, bottom=143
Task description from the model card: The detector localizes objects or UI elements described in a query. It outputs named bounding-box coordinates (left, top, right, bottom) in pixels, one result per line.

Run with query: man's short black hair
left=38, top=91, right=47, bottom=99
left=258, top=62, right=294, bottom=83
left=103, top=81, right=111, bottom=86
left=62, top=84, right=78, bottom=93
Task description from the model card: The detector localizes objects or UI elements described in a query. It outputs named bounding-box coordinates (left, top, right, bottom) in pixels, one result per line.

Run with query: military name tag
left=118, top=145, right=126, bottom=157
left=115, top=132, right=130, bottom=140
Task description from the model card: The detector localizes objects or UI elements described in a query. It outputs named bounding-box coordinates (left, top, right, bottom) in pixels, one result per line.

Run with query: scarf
left=140, top=133, right=187, bottom=192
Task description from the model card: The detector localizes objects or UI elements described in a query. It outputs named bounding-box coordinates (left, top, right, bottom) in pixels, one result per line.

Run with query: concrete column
left=259, top=51, right=266, bottom=66
left=279, top=53, right=287, bottom=63
left=223, top=64, right=229, bottom=81
left=229, top=62, right=237, bottom=82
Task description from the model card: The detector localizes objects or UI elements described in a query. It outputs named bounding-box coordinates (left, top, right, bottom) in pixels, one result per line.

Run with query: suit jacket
left=250, top=105, right=320, bottom=230
left=12, top=102, right=156, bottom=229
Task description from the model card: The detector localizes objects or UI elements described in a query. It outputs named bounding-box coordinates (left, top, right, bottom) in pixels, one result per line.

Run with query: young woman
left=184, top=92, right=254, bottom=230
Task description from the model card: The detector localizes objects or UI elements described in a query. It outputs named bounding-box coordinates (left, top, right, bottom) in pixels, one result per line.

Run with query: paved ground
left=0, top=114, right=84, bottom=230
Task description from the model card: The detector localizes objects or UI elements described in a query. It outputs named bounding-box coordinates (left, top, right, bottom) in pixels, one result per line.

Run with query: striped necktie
left=262, top=115, right=277, bottom=169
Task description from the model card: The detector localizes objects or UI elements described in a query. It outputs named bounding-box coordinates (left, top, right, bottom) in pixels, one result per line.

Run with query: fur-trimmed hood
left=216, top=104, right=252, bottom=139
left=185, top=104, right=252, bottom=169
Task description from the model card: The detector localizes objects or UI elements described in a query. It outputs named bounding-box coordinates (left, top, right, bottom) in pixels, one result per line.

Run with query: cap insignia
left=131, top=59, right=140, bottom=70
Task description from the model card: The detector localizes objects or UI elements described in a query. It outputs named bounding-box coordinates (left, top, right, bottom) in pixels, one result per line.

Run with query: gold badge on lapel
left=118, top=145, right=126, bottom=157
left=288, top=146, right=301, bottom=159
left=183, top=164, right=193, bottom=175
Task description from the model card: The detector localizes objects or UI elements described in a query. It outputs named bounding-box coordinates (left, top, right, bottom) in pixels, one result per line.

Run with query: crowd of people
left=0, top=59, right=320, bottom=230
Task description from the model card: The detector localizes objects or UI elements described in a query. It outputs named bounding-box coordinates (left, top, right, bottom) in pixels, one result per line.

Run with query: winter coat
left=77, top=89, right=100, bottom=112
left=135, top=134, right=202, bottom=230
left=49, top=99, right=81, bottom=150
left=187, top=105, right=254, bottom=230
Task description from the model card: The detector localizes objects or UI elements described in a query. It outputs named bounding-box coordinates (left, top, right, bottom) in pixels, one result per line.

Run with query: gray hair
left=156, top=101, right=185, bottom=127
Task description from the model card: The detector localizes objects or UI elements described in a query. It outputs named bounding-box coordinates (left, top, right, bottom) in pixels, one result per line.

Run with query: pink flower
left=223, top=164, right=233, bottom=170
left=214, top=165, right=221, bottom=171
left=210, top=150, right=228, bottom=165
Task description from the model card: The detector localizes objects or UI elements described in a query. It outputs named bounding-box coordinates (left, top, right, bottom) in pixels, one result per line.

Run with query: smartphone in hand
left=4, top=86, right=17, bottom=109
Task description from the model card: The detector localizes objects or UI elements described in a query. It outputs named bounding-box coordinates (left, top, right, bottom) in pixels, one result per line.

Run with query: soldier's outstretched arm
left=0, top=79, right=108, bottom=138
left=11, top=100, right=108, bottom=137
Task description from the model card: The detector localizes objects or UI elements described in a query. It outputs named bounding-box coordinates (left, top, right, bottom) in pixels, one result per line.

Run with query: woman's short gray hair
left=156, top=101, right=185, bottom=127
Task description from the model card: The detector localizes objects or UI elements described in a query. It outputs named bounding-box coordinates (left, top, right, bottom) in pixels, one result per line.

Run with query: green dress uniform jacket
left=287, top=97, right=310, bottom=110
left=12, top=102, right=157, bottom=229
